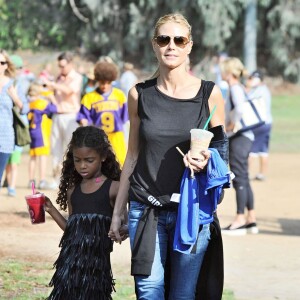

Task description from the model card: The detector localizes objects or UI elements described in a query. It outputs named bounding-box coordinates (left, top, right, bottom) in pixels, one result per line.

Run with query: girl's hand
left=119, top=224, right=129, bottom=241
left=183, top=149, right=211, bottom=173
left=44, top=195, right=54, bottom=213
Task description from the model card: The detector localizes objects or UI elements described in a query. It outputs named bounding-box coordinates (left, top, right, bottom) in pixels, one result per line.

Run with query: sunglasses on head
left=154, top=35, right=190, bottom=48
left=0, top=61, right=7, bottom=65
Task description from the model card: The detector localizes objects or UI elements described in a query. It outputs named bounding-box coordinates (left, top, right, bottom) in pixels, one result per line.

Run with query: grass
left=270, top=95, right=300, bottom=153
left=0, top=259, right=235, bottom=299
left=0, top=259, right=52, bottom=300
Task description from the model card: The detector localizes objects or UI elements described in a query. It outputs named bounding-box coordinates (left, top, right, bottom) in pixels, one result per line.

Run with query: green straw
left=203, top=105, right=217, bottom=130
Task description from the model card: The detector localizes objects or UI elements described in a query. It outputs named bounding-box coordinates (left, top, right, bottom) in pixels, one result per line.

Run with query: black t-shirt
left=129, top=78, right=214, bottom=205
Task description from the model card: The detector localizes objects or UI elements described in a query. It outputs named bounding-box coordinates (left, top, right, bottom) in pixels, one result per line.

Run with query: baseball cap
left=10, top=55, right=23, bottom=69
left=250, top=70, right=263, bottom=81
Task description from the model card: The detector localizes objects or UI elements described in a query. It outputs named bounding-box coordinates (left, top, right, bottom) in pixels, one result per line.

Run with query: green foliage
left=0, top=0, right=299, bottom=82
left=271, top=94, right=300, bottom=152
left=0, top=0, right=82, bottom=51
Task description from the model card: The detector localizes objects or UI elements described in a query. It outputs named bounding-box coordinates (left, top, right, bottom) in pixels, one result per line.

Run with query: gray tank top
left=129, top=78, right=214, bottom=205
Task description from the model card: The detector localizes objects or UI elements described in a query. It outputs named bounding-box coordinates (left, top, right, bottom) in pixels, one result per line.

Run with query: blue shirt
left=0, top=80, right=15, bottom=153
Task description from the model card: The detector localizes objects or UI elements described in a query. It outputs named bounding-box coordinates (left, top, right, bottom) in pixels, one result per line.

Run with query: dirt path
left=1, top=153, right=299, bottom=299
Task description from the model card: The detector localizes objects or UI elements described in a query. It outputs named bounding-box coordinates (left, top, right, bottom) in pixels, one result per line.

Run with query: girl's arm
left=109, top=86, right=140, bottom=243
left=44, top=195, right=67, bottom=231
left=44, top=187, right=74, bottom=231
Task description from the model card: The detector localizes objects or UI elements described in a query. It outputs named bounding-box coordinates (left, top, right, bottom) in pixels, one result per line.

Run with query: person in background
left=43, top=126, right=127, bottom=299
left=77, top=61, right=128, bottom=167
left=108, top=13, right=225, bottom=299
left=247, top=70, right=272, bottom=181
left=220, top=57, right=259, bottom=235
left=27, top=82, right=70, bottom=190
left=120, top=62, right=138, bottom=98
left=0, top=50, right=24, bottom=187
left=81, top=66, right=96, bottom=98
left=39, top=62, right=55, bottom=82
left=211, top=52, right=229, bottom=101
left=3, top=54, right=31, bottom=196
left=43, top=51, right=82, bottom=188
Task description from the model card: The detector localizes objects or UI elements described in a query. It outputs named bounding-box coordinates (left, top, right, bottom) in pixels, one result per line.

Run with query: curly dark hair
left=94, top=61, right=119, bottom=82
left=56, top=126, right=121, bottom=211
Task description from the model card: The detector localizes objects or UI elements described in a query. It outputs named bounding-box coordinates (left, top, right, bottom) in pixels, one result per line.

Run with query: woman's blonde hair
left=150, top=13, right=192, bottom=79
left=219, top=57, right=248, bottom=79
left=0, top=49, right=15, bottom=78
left=153, top=13, right=192, bottom=40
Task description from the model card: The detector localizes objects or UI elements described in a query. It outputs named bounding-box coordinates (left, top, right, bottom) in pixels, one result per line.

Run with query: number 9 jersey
left=77, top=87, right=129, bottom=166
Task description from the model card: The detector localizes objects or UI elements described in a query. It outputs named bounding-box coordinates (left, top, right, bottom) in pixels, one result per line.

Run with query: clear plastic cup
left=25, top=193, right=46, bottom=224
left=190, top=129, right=214, bottom=159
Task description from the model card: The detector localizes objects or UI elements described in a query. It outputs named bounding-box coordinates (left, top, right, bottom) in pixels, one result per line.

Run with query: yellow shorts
left=107, top=131, right=127, bottom=167
left=30, top=146, right=50, bottom=156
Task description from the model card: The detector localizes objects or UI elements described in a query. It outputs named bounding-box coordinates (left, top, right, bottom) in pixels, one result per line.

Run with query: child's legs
left=0, top=152, right=11, bottom=184
left=6, top=149, right=22, bottom=188
left=39, top=155, right=48, bottom=181
left=169, top=224, right=211, bottom=300
left=29, top=155, right=37, bottom=180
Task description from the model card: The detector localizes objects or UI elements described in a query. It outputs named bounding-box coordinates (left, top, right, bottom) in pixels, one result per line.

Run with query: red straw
left=31, top=181, right=35, bottom=195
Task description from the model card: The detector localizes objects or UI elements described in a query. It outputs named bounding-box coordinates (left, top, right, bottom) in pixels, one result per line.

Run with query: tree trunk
left=244, top=0, right=257, bottom=73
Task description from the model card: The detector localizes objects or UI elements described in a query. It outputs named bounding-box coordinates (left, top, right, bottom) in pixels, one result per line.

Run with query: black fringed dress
left=47, top=179, right=115, bottom=300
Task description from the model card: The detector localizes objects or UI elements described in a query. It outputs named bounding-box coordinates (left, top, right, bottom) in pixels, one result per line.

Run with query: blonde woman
left=220, top=57, right=258, bottom=235
left=0, top=50, right=23, bottom=185
left=109, top=14, right=225, bottom=299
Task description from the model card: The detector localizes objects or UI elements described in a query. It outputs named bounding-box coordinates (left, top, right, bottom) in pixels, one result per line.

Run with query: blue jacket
left=173, top=148, right=231, bottom=254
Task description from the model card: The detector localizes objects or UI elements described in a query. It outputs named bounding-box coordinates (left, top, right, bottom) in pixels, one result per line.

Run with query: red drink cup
left=25, top=193, right=46, bottom=224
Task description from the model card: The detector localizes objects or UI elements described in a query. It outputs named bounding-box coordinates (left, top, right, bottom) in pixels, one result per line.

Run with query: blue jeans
left=0, top=152, right=11, bottom=184
left=129, top=201, right=211, bottom=300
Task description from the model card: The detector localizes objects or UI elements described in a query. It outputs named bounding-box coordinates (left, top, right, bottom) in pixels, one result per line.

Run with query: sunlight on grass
left=0, top=259, right=235, bottom=299
left=271, top=95, right=300, bottom=153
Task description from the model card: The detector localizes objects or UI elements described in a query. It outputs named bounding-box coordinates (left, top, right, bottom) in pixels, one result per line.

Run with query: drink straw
left=176, top=147, right=195, bottom=178
left=203, top=105, right=217, bottom=130
left=31, top=181, right=35, bottom=195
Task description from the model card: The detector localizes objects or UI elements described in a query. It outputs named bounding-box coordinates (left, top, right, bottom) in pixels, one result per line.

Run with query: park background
left=1, top=0, right=300, bottom=299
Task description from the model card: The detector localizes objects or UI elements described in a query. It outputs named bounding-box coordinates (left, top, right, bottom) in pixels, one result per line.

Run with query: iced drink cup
left=25, top=193, right=46, bottom=224
left=190, top=129, right=214, bottom=159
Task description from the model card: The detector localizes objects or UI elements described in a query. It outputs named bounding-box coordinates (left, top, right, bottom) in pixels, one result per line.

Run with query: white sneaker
left=246, top=223, right=259, bottom=234
left=38, top=180, right=58, bottom=190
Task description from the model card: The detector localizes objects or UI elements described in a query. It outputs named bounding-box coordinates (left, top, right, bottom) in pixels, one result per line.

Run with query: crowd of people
left=0, top=11, right=272, bottom=300
left=0, top=51, right=136, bottom=197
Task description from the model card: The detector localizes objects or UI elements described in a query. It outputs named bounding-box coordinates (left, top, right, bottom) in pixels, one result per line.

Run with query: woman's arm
left=184, top=85, right=226, bottom=171
left=208, top=85, right=225, bottom=128
left=7, top=85, right=23, bottom=110
left=109, top=86, right=140, bottom=242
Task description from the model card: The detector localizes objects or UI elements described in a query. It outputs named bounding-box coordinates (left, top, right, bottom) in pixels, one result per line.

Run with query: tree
left=244, top=0, right=257, bottom=73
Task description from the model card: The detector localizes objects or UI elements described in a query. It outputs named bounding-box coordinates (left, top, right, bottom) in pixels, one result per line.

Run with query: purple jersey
left=77, top=88, right=128, bottom=133
left=28, top=99, right=57, bottom=149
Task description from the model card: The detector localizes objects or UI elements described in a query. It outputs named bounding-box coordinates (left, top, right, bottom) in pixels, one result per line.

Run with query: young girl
left=44, top=126, right=127, bottom=300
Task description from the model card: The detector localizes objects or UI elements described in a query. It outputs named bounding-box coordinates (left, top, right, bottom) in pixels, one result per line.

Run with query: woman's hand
left=108, top=214, right=123, bottom=244
left=183, top=149, right=211, bottom=173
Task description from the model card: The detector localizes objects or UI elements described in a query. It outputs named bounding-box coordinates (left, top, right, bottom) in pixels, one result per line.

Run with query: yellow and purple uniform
left=77, top=88, right=128, bottom=166
left=28, top=98, right=57, bottom=156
